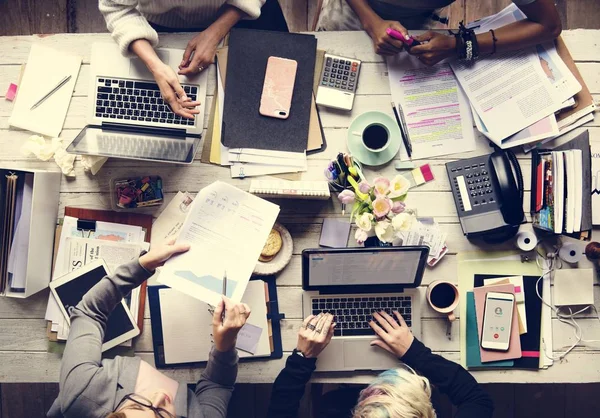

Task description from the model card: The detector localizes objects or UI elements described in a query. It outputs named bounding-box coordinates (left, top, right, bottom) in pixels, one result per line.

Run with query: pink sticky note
left=5, top=83, right=17, bottom=101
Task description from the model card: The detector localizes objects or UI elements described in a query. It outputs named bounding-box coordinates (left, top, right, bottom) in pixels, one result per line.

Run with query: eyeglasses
left=114, top=393, right=176, bottom=418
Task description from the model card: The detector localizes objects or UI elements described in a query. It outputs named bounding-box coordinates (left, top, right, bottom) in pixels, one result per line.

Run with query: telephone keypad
left=446, top=156, right=501, bottom=214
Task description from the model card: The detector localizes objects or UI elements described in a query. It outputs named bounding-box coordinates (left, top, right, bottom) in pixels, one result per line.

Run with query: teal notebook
left=466, top=292, right=514, bottom=368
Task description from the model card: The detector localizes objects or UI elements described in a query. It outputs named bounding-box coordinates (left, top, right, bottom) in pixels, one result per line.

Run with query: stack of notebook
left=466, top=274, right=543, bottom=370
left=200, top=29, right=326, bottom=178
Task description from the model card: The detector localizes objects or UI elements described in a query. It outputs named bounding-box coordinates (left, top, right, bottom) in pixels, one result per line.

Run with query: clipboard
left=64, top=207, right=153, bottom=331
left=148, top=276, right=285, bottom=369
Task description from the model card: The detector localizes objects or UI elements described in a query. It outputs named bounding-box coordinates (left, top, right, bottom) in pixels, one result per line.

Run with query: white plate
left=253, top=223, right=293, bottom=276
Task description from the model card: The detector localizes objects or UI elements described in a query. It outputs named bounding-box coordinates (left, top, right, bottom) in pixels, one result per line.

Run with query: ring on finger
left=307, top=323, right=316, bottom=331
left=316, top=328, right=323, bottom=334
left=198, top=66, right=204, bottom=72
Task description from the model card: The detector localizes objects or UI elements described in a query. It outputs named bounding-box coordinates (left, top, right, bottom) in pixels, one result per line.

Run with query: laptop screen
left=302, top=247, right=428, bottom=291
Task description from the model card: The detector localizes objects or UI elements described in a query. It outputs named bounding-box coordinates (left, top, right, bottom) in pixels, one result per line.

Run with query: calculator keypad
left=321, top=55, right=360, bottom=92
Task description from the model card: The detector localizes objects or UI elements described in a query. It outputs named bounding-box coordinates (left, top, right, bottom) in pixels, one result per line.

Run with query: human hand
left=212, top=296, right=251, bottom=352
left=369, top=311, right=414, bottom=358
left=150, top=62, right=201, bottom=119
left=138, top=238, right=191, bottom=272
left=296, top=313, right=335, bottom=358
left=366, top=19, right=408, bottom=56
left=407, top=31, right=457, bottom=66
left=178, top=29, right=220, bottom=76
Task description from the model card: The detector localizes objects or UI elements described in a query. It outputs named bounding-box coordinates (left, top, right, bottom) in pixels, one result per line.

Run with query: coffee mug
left=427, top=280, right=459, bottom=322
left=352, top=123, right=390, bottom=153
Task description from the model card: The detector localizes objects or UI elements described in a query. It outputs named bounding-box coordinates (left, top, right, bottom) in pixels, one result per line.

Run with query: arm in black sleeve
left=401, top=338, right=494, bottom=418
left=267, top=353, right=317, bottom=418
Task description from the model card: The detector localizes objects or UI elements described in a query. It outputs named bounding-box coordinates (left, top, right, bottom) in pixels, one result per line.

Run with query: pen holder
left=110, top=175, right=164, bottom=211
left=327, top=160, right=365, bottom=192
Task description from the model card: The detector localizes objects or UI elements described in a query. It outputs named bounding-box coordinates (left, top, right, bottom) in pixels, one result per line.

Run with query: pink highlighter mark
left=5, top=83, right=17, bottom=101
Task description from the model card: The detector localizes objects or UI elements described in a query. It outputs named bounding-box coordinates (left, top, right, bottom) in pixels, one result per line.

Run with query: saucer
left=347, top=111, right=401, bottom=166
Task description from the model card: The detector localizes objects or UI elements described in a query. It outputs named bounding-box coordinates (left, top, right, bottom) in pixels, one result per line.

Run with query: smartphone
left=259, top=56, right=298, bottom=120
left=481, top=291, right=515, bottom=351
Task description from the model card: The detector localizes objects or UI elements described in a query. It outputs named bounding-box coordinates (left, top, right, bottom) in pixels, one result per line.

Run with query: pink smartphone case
left=260, top=56, right=298, bottom=119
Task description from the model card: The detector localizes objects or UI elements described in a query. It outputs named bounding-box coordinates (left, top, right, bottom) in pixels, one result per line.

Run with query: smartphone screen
left=481, top=292, right=514, bottom=351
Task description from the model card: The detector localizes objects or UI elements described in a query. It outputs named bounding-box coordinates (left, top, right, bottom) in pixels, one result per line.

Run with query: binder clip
left=77, top=219, right=97, bottom=238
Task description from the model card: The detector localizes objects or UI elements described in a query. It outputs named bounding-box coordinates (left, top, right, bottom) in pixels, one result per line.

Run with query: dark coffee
left=430, top=283, right=456, bottom=309
left=362, top=124, right=389, bottom=150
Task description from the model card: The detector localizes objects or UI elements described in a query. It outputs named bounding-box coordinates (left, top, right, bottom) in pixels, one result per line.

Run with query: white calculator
left=316, top=53, right=361, bottom=111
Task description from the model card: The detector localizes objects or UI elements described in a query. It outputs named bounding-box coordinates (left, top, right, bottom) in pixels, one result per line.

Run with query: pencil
left=30, top=75, right=72, bottom=110
left=391, top=102, right=412, bottom=158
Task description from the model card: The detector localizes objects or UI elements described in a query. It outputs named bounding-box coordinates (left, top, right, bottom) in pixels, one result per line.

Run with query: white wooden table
left=0, top=30, right=599, bottom=384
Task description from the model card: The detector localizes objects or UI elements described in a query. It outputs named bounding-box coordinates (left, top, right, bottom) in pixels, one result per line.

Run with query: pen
left=221, top=270, right=227, bottom=323
left=30, top=75, right=72, bottom=110
left=392, top=102, right=412, bottom=158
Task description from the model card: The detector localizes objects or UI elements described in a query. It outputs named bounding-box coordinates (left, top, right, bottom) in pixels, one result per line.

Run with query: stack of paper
left=457, top=4, right=594, bottom=150
left=45, top=216, right=148, bottom=341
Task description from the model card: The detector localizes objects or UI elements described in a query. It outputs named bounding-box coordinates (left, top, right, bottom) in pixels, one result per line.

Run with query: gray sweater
left=47, top=259, right=238, bottom=418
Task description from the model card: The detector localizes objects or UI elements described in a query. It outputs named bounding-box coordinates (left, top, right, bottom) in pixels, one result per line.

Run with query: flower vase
left=364, top=236, right=392, bottom=248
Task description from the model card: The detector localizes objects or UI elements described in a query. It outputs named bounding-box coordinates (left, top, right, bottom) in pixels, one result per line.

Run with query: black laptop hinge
left=101, top=122, right=189, bottom=138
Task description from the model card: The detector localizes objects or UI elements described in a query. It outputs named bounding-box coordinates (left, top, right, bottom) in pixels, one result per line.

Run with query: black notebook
left=222, top=29, right=317, bottom=152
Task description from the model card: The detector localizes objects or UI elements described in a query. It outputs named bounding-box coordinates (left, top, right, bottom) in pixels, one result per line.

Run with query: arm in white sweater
left=99, top=0, right=158, bottom=57
left=99, top=0, right=267, bottom=58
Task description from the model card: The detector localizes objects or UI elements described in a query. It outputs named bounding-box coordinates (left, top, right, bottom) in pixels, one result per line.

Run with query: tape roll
left=515, top=230, right=537, bottom=251
left=559, top=242, right=583, bottom=264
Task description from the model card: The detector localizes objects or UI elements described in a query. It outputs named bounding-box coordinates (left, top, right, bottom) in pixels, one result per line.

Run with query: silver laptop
left=66, top=43, right=208, bottom=164
left=302, top=247, right=428, bottom=372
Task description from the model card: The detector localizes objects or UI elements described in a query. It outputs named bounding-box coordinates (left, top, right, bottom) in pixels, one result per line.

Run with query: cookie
left=259, top=254, right=275, bottom=263
left=261, top=229, right=283, bottom=257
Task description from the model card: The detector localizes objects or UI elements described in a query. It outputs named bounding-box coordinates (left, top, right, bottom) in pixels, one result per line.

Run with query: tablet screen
left=53, top=264, right=135, bottom=344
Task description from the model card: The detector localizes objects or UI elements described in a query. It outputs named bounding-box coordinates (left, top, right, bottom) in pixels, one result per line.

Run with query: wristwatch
left=292, top=348, right=306, bottom=358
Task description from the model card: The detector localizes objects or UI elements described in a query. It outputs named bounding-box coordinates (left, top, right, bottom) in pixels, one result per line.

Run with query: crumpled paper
left=54, top=147, right=76, bottom=177
left=20, top=135, right=107, bottom=177
left=81, top=155, right=108, bottom=175
left=20, top=135, right=62, bottom=161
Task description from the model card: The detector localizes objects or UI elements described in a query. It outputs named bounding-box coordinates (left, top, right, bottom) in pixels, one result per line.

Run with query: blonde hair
left=352, top=366, right=436, bottom=418
left=105, top=413, right=126, bottom=418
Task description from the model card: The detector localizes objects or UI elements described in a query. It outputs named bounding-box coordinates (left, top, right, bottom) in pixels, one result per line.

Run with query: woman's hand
left=178, top=29, right=220, bottom=76
left=366, top=19, right=408, bottom=56
left=212, top=296, right=252, bottom=352
left=408, top=31, right=457, bottom=66
left=296, top=313, right=336, bottom=358
left=151, top=62, right=202, bottom=119
left=369, top=311, right=414, bottom=358
left=138, top=239, right=191, bottom=272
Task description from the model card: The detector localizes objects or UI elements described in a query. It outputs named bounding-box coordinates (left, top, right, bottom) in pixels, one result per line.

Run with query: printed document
left=159, top=181, right=280, bottom=306
left=387, top=54, right=475, bottom=160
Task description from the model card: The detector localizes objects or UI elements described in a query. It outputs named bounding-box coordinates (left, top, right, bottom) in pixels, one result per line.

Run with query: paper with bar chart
left=159, top=181, right=280, bottom=306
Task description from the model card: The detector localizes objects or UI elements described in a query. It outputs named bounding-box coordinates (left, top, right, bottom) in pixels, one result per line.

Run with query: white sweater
left=99, top=0, right=266, bottom=56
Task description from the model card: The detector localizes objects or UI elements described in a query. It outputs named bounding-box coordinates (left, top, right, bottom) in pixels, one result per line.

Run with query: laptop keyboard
left=95, top=133, right=191, bottom=161
left=311, top=296, right=412, bottom=337
left=94, top=77, right=197, bottom=127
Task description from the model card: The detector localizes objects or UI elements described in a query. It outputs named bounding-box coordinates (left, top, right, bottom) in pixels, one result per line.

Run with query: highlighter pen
left=386, top=28, right=421, bottom=47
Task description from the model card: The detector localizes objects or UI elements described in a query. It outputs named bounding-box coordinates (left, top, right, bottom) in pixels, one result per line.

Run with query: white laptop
left=66, top=43, right=208, bottom=164
left=302, top=247, right=428, bottom=372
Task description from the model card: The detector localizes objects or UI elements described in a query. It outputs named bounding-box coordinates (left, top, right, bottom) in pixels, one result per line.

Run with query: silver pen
left=30, top=75, right=72, bottom=110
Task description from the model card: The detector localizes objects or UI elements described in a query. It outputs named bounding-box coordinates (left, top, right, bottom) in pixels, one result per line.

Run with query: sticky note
left=5, top=83, right=17, bottom=101
left=235, top=323, right=263, bottom=355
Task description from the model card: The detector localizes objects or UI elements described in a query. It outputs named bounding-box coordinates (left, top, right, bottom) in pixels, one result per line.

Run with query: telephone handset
left=446, top=150, right=525, bottom=243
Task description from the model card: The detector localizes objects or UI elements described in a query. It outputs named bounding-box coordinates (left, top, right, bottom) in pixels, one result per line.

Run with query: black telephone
left=446, top=149, right=525, bottom=243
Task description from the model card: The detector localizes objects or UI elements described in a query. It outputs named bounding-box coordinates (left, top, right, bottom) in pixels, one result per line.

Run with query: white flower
left=355, top=229, right=368, bottom=244
left=374, top=220, right=395, bottom=243
left=355, top=213, right=374, bottom=232
left=392, top=212, right=414, bottom=232
left=388, top=175, right=410, bottom=198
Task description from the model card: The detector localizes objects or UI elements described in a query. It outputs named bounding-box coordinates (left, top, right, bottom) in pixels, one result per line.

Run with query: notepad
left=159, top=280, right=271, bottom=365
left=9, top=44, right=82, bottom=137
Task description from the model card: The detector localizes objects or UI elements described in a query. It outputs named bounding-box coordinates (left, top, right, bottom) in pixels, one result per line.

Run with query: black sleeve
left=267, top=353, right=317, bottom=418
left=401, top=338, right=494, bottom=418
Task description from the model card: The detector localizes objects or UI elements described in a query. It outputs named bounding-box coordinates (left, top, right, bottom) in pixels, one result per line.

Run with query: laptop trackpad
left=344, top=340, right=387, bottom=370
left=130, top=50, right=170, bottom=79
